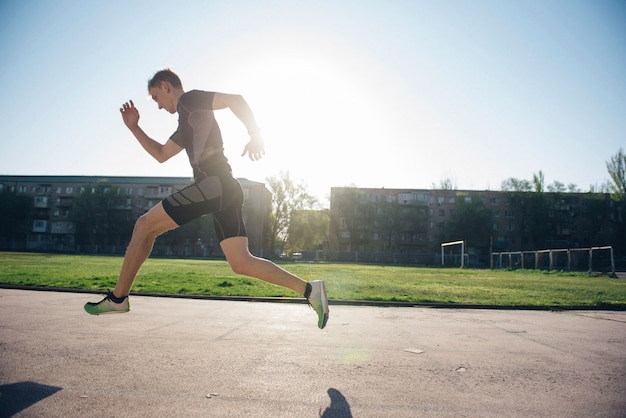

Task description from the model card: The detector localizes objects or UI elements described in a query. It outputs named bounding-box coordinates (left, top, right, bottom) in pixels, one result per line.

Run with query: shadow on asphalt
left=320, top=388, right=353, bottom=418
left=0, top=381, right=62, bottom=418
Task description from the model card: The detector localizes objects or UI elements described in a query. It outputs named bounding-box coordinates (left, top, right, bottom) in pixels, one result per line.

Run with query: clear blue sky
left=1, top=0, right=624, bottom=203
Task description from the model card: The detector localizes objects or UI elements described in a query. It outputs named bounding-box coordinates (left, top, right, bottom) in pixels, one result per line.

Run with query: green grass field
left=1, top=252, right=625, bottom=308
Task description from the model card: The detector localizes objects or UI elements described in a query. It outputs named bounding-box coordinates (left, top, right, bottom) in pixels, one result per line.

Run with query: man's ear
left=160, top=81, right=170, bottom=92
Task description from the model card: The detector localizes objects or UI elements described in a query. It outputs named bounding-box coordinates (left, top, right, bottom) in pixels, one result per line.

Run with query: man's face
left=149, top=82, right=177, bottom=114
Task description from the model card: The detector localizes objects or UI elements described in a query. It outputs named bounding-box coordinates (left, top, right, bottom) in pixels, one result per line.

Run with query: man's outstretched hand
left=120, top=100, right=140, bottom=130
left=242, top=137, right=265, bottom=161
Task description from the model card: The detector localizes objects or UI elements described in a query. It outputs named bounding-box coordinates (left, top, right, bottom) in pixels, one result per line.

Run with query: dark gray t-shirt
left=170, top=90, right=232, bottom=179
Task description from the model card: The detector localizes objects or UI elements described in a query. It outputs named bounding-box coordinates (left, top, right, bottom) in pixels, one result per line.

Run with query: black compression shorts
left=161, top=174, right=247, bottom=242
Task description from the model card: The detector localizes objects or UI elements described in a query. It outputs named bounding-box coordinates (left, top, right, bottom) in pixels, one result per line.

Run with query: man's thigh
left=139, top=202, right=179, bottom=236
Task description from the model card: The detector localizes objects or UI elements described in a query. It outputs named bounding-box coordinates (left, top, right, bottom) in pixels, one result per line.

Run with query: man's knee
left=227, top=254, right=256, bottom=276
left=228, top=258, right=249, bottom=276
left=133, top=213, right=159, bottom=239
left=133, top=205, right=177, bottom=238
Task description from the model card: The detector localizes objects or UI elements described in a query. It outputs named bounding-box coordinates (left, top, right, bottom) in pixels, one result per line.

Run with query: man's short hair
left=148, top=69, right=182, bottom=90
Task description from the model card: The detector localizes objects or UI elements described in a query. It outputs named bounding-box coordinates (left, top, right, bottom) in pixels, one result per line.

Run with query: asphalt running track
left=0, top=288, right=625, bottom=417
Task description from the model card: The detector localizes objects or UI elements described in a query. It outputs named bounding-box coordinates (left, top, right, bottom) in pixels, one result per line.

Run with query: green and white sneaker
left=84, top=290, right=130, bottom=315
left=305, top=280, right=329, bottom=329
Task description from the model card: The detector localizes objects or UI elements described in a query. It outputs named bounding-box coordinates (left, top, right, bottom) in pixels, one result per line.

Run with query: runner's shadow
left=320, top=388, right=353, bottom=418
left=0, top=381, right=62, bottom=418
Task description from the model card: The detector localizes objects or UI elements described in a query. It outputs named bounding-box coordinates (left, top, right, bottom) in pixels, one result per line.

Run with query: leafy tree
left=588, top=181, right=612, bottom=193
left=381, top=200, right=428, bottom=253
left=0, top=190, right=33, bottom=249
left=265, top=171, right=318, bottom=256
left=432, top=177, right=456, bottom=190
left=155, top=215, right=217, bottom=257
left=505, top=172, right=582, bottom=194
left=501, top=177, right=532, bottom=192
left=444, top=198, right=492, bottom=253
left=567, top=184, right=581, bottom=193
left=547, top=181, right=566, bottom=193
left=329, top=187, right=368, bottom=252
left=72, top=181, right=134, bottom=252
left=532, top=170, right=545, bottom=193
left=287, top=209, right=331, bottom=253
left=578, top=194, right=614, bottom=247
left=510, top=192, right=551, bottom=250
left=606, top=148, right=626, bottom=201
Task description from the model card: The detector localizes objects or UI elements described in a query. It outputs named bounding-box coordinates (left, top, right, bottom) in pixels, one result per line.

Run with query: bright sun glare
left=216, top=51, right=384, bottom=196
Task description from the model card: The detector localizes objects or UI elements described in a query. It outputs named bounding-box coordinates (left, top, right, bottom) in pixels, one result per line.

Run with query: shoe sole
left=84, top=309, right=130, bottom=315
left=319, top=281, right=329, bottom=329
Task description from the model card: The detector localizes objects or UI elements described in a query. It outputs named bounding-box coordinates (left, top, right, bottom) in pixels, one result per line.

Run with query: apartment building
left=0, top=175, right=271, bottom=256
left=330, top=187, right=623, bottom=263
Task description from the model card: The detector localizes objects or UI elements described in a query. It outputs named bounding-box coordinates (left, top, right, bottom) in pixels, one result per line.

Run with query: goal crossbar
left=441, top=240, right=466, bottom=268
left=491, top=246, right=615, bottom=274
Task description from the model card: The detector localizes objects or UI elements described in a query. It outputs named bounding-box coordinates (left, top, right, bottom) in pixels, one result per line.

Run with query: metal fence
left=296, top=250, right=489, bottom=267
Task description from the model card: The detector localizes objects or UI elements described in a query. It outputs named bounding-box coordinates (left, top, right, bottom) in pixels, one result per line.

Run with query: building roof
left=0, top=175, right=266, bottom=188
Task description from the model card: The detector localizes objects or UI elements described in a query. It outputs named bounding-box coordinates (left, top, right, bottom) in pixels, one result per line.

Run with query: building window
left=399, top=193, right=412, bottom=204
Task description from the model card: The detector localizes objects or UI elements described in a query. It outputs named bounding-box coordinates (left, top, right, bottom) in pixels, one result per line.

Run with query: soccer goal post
left=491, top=245, right=615, bottom=275
left=441, top=240, right=466, bottom=268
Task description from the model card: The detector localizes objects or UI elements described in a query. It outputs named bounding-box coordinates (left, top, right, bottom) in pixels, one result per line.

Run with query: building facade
left=0, top=175, right=272, bottom=257
left=330, top=187, right=624, bottom=265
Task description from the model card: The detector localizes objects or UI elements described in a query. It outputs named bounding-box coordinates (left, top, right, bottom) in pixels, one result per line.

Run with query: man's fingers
left=241, top=141, right=265, bottom=161
left=250, top=150, right=264, bottom=161
left=120, top=100, right=135, bottom=113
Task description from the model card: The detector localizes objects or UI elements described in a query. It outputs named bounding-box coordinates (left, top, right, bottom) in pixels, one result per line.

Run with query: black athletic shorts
left=161, top=173, right=247, bottom=242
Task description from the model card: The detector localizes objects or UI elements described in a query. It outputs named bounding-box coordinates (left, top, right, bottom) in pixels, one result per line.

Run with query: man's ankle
left=109, top=291, right=127, bottom=303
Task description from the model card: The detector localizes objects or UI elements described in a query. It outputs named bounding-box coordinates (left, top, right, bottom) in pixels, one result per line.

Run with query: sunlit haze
left=1, top=1, right=624, bottom=205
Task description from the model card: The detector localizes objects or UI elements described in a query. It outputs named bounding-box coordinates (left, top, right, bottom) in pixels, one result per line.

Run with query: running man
left=84, top=69, right=329, bottom=329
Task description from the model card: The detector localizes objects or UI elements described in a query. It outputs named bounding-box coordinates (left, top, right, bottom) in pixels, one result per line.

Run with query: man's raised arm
left=120, top=100, right=183, bottom=163
left=211, top=93, right=265, bottom=161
